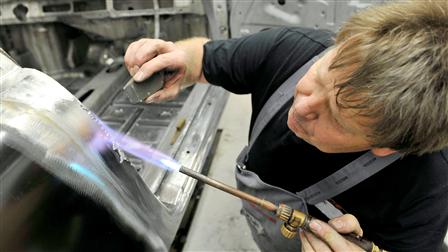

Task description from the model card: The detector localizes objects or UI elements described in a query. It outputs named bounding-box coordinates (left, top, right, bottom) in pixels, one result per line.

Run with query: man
left=124, top=1, right=448, bottom=251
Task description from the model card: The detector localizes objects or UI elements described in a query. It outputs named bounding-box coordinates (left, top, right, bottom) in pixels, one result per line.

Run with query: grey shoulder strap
left=248, top=54, right=322, bottom=150
left=296, top=151, right=401, bottom=205
left=237, top=52, right=322, bottom=166
left=237, top=48, right=402, bottom=213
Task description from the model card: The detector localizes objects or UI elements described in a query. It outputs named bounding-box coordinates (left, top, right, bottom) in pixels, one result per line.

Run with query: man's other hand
left=299, top=214, right=365, bottom=252
left=124, top=38, right=188, bottom=103
left=124, top=37, right=209, bottom=103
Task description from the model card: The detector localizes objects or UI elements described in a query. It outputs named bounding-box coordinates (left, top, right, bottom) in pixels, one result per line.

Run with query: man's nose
left=294, top=94, right=324, bottom=120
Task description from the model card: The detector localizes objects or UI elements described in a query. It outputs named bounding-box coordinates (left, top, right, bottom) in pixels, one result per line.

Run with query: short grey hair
left=331, top=0, right=448, bottom=155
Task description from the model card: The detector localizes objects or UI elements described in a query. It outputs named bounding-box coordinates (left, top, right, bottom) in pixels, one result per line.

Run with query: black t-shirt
left=203, top=27, right=448, bottom=252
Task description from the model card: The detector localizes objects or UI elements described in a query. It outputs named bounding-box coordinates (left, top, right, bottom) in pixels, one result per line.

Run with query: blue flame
left=88, top=114, right=181, bottom=172
left=113, top=133, right=182, bottom=172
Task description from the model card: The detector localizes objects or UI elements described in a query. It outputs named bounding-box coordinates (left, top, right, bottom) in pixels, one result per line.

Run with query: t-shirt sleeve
left=202, top=27, right=332, bottom=95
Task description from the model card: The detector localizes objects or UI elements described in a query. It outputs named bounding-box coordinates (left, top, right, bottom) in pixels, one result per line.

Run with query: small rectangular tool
left=123, top=72, right=164, bottom=104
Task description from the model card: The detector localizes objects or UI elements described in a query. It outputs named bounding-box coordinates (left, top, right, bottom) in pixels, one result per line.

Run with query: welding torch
left=179, top=166, right=386, bottom=252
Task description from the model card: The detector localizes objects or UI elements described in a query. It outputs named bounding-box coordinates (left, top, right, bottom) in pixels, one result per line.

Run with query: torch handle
left=179, top=166, right=278, bottom=212
left=303, top=216, right=384, bottom=252
left=180, top=166, right=385, bottom=252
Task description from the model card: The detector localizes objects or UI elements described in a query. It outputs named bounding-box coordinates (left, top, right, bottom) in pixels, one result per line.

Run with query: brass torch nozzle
left=276, top=203, right=312, bottom=238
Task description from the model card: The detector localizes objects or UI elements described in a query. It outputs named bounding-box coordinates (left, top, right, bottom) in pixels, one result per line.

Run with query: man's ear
left=371, top=147, right=397, bottom=157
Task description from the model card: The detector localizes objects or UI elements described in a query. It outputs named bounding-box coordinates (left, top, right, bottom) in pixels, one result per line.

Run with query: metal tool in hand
left=123, top=71, right=164, bottom=104
left=179, top=166, right=386, bottom=252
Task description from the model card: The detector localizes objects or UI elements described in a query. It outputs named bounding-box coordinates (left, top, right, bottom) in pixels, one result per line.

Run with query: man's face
left=287, top=48, right=373, bottom=153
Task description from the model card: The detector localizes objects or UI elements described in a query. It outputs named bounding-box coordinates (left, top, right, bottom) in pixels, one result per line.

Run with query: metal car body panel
left=0, top=0, right=228, bottom=250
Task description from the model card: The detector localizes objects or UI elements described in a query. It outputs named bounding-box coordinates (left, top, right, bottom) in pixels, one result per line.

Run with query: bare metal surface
left=0, top=51, right=167, bottom=250
left=0, top=49, right=229, bottom=249
left=157, top=84, right=228, bottom=209
left=145, top=84, right=209, bottom=194
left=73, top=63, right=229, bottom=205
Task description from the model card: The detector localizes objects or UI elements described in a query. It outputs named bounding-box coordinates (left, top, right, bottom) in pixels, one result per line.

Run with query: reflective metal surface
left=0, top=9, right=228, bottom=247
left=0, top=49, right=167, bottom=251
left=0, top=0, right=229, bottom=250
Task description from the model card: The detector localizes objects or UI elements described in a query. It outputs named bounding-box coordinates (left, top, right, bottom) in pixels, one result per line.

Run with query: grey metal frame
left=0, top=0, right=205, bottom=25
left=229, top=0, right=387, bottom=37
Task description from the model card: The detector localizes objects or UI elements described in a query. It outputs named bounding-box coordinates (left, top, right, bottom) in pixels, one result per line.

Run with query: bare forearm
left=175, top=37, right=210, bottom=85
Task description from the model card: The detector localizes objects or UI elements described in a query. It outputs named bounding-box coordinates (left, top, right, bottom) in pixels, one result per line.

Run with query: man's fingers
left=134, top=40, right=175, bottom=67
left=164, top=68, right=185, bottom=88
left=156, top=82, right=181, bottom=101
left=304, top=231, right=332, bottom=252
left=328, top=214, right=363, bottom=236
left=125, top=39, right=176, bottom=76
left=300, top=231, right=315, bottom=252
left=124, top=38, right=189, bottom=103
left=144, top=90, right=162, bottom=103
left=125, top=39, right=145, bottom=75
left=309, top=219, right=355, bottom=251
left=144, top=82, right=181, bottom=103
left=134, top=53, right=182, bottom=82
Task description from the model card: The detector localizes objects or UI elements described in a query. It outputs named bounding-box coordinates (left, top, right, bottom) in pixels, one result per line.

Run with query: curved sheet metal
left=0, top=50, right=167, bottom=251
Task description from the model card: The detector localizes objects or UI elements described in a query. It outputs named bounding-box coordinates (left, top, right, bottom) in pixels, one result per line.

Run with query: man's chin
left=287, top=118, right=308, bottom=139
left=287, top=118, right=312, bottom=143
left=286, top=114, right=294, bottom=131
left=287, top=127, right=338, bottom=153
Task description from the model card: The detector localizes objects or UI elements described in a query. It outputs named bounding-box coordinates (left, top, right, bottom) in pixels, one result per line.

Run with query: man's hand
left=300, top=214, right=365, bottom=252
left=124, top=37, right=209, bottom=103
